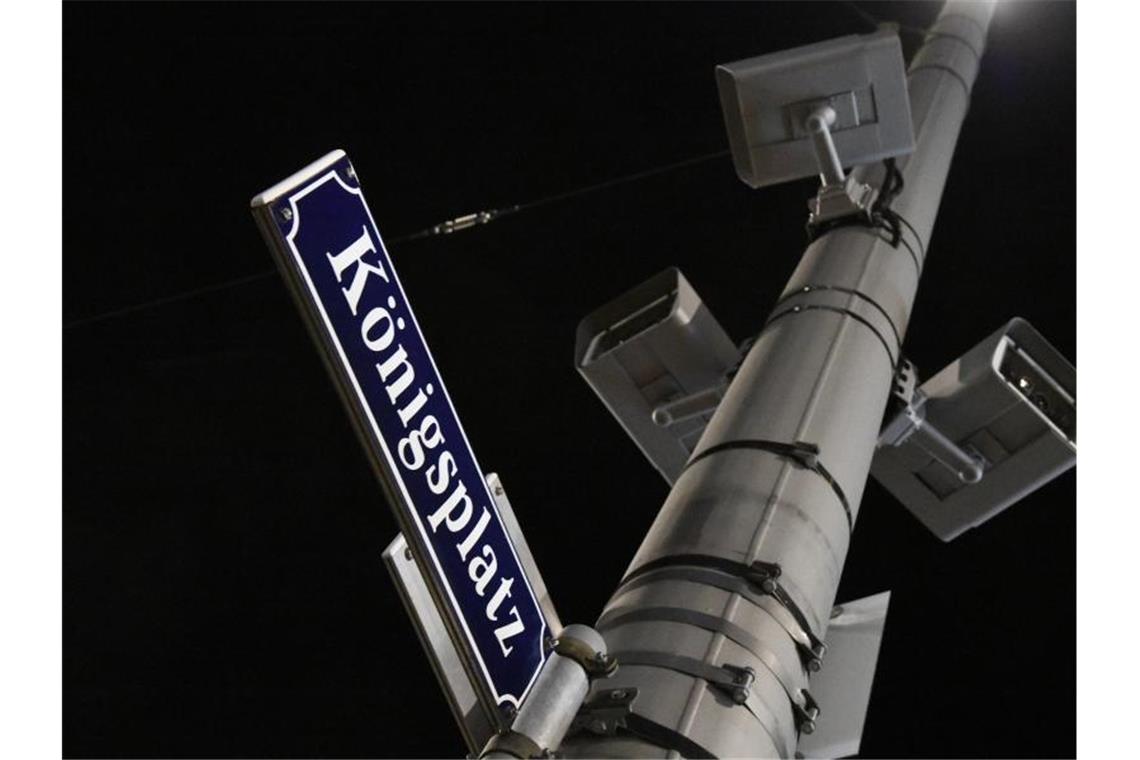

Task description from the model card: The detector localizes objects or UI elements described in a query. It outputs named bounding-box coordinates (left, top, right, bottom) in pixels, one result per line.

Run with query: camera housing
left=575, top=268, right=739, bottom=484
left=871, top=318, right=1076, bottom=541
left=716, top=28, right=915, bottom=189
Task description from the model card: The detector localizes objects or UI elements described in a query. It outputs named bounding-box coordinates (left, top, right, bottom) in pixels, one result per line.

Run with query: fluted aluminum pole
left=562, top=3, right=995, bottom=757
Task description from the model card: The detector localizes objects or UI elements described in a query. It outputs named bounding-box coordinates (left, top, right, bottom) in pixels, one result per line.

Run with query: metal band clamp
left=597, top=604, right=811, bottom=703
left=620, top=554, right=828, bottom=671
left=551, top=634, right=618, bottom=679
left=610, top=650, right=799, bottom=756
left=684, top=439, right=854, bottom=531
left=613, top=564, right=827, bottom=672
left=743, top=560, right=828, bottom=671
left=568, top=687, right=719, bottom=759
left=603, top=609, right=816, bottom=736
left=480, top=729, right=547, bottom=759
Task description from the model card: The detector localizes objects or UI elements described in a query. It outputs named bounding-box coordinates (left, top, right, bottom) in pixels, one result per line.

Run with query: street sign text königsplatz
left=251, top=150, right=549, bottom=713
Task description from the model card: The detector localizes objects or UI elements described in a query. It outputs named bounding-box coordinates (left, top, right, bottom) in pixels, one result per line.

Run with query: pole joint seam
left=766, top=303, right=899, bottom=368
left=922, top=30, right=983, bottom=62
left=611, top=650, right=817, bottom=745
left=683, top=439, right=854, bottom=531
left=598, top=605, right=812, bottom=700
left=620, top=554, right=826, bottom=665
left=609, top=565, right=827, bottom=672
left=931, top=12, right=989, bottom=45
left=909, top=62, right=973, bottom=98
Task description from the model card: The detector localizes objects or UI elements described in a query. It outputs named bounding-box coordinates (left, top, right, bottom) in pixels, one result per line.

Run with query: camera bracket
left=803, top=103, right=879, bottom=225
left=870, top=319, right=1075, bottom=541
left=878, top=360, right=986, bottom=485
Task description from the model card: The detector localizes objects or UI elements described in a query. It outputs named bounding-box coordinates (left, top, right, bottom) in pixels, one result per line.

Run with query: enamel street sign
left=251, top=150, right=550, bottom=716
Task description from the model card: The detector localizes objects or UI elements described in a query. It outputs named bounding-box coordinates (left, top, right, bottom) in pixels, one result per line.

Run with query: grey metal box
left=797, top=591, right=891, bottom=759
left=575, top=268, right=739, bottom=484
left=716, top=29, right=915, bottom=188
left=871, top=318, right=1076, bottom=541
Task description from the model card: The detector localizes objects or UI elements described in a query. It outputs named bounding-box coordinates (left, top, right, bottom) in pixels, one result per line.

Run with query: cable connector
left=428, top=206, right=519, bottom=236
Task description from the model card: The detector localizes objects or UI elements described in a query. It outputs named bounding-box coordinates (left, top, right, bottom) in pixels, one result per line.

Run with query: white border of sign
left=254, top=151, right=547, bottom=709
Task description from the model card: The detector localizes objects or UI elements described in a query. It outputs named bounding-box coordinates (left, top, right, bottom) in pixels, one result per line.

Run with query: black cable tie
left=775, top=284, right=903, bottom=352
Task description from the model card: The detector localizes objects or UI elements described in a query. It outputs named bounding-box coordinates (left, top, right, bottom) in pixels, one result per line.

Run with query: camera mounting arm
left=804, top=103, right=878, bottom=226
left=805, top=105, right=845, bottom=186
left=878, top=361, right=984, bottom=485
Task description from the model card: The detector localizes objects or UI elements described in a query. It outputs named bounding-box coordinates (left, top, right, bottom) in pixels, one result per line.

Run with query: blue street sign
left=251, top=150, right=549, bottom=711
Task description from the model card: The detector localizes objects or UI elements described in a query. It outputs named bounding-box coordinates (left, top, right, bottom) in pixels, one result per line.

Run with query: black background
left=64, top=2, right=1075, bottom=757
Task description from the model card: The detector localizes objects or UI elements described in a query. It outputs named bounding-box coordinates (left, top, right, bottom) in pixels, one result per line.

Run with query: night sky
left=64, top=2, right=1075, bottom=757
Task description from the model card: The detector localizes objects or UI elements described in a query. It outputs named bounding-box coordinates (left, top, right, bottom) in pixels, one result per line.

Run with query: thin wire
left=63, top=270, right=279, bottom=330
left=64, top=148, right=730, bottom=330
left=396, top=148, right=729, bottom=241
left=841, top=1, right=930, bottom=38
left=842, top=1, right=883, bottom=30
left=63, top=3, right=932, bottom=332
left=512, top=149, right=730, bottom=216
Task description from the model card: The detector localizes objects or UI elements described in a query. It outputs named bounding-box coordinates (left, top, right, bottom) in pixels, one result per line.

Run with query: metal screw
left=609, top=689, right=627, bottom=701
left=280, top=207, right=293, bottom=221
left=403, top=547, right=413, bottom=561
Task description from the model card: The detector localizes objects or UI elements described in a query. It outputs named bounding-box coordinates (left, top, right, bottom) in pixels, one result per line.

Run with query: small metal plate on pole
left=384, top=532, right=496, bottom=755
left=251, top=151, right=552, bottom=723
left=798, top=591, right=891, bottom=759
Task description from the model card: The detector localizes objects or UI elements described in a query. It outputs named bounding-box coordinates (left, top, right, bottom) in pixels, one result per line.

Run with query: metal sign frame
left=251, top=150, right=550, bottom=723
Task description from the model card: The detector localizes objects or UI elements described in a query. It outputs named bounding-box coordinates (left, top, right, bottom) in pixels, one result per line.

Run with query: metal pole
left=562, top=3, right=995, bottom=757
left=482, top=625, right=609, bottom=758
